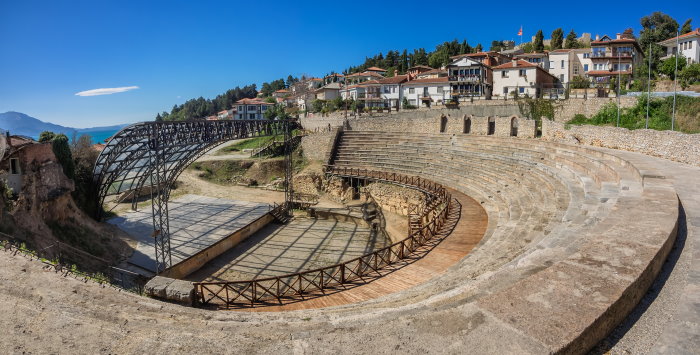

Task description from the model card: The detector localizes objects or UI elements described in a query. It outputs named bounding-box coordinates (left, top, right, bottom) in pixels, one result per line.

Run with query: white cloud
left=75, top=86, right=139, bottom=96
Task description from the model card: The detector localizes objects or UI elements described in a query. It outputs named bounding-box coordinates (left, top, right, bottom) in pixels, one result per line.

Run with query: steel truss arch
left=93, top=119, right=292, bottom=273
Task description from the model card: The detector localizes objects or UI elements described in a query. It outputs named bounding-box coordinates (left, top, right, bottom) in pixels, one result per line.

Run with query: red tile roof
left=235, top=98, right=273, bottom=105
left=403, top=77, right=449, bottom=85
left=274, top=89, right=290, bottom=93
left=376, top=75, right=409, bottom=84
left=366, top=66, right=386, bottom=71
left=492, top=60, right=538, bottom=70
left=659, top=29, right=700, bottom=44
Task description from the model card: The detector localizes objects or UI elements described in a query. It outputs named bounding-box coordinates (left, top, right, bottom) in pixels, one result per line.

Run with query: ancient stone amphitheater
left=1, top=114, right=698, bottom=354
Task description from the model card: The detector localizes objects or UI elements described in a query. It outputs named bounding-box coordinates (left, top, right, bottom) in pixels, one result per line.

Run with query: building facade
left=587, top=30, right=643, bottom=88
left=446, top=56, right=493, bottom=99
left=492, top=60, right=558, bottom=98
left=658, top=29, right=700, bottom=64
left=234, top=98, right=273, bottom=119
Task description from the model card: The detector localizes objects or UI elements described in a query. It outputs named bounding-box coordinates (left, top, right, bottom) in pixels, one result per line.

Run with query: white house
left=573, top=48, right=593, bottom=79
left=514, top=52, right=550, bottom=70
left=401, top=77, right=451, bottom=108
left=315, top=82, right=342, bottom=101
left=658, top=28, right=700, bottom=64
left=376, top=75, right=409, bottom=109
left=492, top=60, right=558, bottom=98
left=234, top=98, right=273, bottom=120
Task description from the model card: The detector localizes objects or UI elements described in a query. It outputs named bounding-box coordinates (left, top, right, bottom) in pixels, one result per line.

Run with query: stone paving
left=108, top=194, right=269, bottom=272
left=186, top=218, right=385, bottom=282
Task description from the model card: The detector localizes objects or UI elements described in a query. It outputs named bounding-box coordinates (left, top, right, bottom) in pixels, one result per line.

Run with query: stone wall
left=542, top=120, right=700, bottom=167
left=300, top=130, right=336, bottom=162
left=300, top=96, right=639, bottom=127
left=554, top=97, right=636, bottom=122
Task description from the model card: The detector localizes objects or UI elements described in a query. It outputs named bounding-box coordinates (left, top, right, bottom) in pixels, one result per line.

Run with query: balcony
left=449, top=75, right=481, bottom=82
left=591, top=51, right=634, bottom=59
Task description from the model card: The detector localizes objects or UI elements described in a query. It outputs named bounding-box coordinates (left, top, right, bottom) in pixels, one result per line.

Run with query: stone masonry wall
left=542, top=120, right=700, bottom=167
left=300, top=96, right=639, bottom=127
left=554, top=97, right=636, bottom=122
left=301, top=130, right=336, bottom=162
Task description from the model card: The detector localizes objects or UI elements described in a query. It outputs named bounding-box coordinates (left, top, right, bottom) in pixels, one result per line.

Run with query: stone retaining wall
left=542, top=120, right=700, bottom=167
left=554, top=97, right=636, bottom=122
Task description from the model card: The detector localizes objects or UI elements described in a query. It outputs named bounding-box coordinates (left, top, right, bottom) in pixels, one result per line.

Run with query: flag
left=518, top=26, right=523, bottom=36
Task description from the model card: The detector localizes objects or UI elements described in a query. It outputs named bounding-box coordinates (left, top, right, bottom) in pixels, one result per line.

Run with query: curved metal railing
left=193, top=168, right=453, bottom=308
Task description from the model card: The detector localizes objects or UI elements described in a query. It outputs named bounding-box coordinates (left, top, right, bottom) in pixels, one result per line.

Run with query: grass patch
left=566, top=95, right=700, bottom=133
left=47, top=220, right=107, bottom=256
left=217, top=136, right=280, bottom=154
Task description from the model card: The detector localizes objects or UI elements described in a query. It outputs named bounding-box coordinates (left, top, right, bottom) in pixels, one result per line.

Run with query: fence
left=0, top=231, right=148, bottom=293
left=193, top=168, right=453, bottom=308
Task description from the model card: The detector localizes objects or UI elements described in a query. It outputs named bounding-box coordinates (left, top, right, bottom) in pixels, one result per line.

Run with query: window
left=261, top=106, right=267, bottom=111
left=560, top=74, right=565, bottom=81
left=384, top=86, right=390, bottom=93
left=574, top=66, right=579, bottom=75
left=519, top=69, right=526, bottom=77
left=10, top=158, right=20, bottom=175
left=549, top=61, right=554, bottom=68
left=248, top=105, right=257, bottom=111
left=409, top=88, right=415, bottom=94
left=584, top=64, right=589, bottom=72
left=437, top=87, right=443, bottom=93
left=690, top=41, right=693, bottom=49
left=583, top=53, right=590, bottom=58
left=238, top=114, right=243, bottom=119
left=501, top=71, right=509, bottom=78
left=519, top=87, right=525, bottom=93
left=238, top=105, right=244, bottom=111
left=249, top=113, right=255, bottom=119
left=503, top=87, right=508, bottom=94
left=561, top=60, right=564, bottom=69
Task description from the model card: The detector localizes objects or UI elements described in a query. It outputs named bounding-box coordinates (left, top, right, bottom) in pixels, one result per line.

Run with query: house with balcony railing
left=234, top=98, right=273, bottom=120
left=587, top=30, right=643, bottom=90
left=446, top=55, right=493, bottom=99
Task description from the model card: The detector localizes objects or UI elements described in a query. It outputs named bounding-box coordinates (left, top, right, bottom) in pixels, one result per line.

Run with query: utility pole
left=617, top=54, right=621, bottom=127
left=646, top=44, right=651, bottom=129
left=672, top=31, right=679, bottom=131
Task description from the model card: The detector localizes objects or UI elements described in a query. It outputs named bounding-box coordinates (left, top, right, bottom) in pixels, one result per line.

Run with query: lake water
left=84, top=129, right=120, bottom=144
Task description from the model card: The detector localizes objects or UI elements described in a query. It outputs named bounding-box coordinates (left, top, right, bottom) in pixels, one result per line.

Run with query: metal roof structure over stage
left=93, top=119, right=294, bottom=273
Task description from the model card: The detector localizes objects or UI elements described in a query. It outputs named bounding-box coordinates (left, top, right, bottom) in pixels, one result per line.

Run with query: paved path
left=108, top=194, right=269, bottom=272
left=590, top=149, right=700, bottom=354
left=240, top=187, right=488, bottom=312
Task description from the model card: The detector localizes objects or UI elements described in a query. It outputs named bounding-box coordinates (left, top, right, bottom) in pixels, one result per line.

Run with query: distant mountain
left=0, top=111, right=128, bottom=139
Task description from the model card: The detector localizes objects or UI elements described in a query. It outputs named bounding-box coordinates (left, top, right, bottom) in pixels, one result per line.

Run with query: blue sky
left=0, top=1, right=695, bottom=128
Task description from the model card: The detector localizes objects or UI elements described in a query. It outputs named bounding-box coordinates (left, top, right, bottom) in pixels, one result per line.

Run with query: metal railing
left=0, top=233, right=148, bottom=293
left=193, top=168, right=453, bottom=308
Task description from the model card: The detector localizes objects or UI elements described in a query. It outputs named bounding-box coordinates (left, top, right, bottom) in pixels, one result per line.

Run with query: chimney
left=616, top=33, right=621, bottom=40
left=6, top=131, right=10, bottom=147
left=595, top=34, right=600, bottom=41
left=512, top=60, right=517, bottom=67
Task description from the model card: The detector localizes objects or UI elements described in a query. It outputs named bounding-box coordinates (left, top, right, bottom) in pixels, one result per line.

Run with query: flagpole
left=672, top=30, right=679, bottom=131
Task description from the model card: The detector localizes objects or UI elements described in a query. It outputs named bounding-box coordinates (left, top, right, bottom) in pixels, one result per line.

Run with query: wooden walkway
left=238, top=188, right=488, bottom=312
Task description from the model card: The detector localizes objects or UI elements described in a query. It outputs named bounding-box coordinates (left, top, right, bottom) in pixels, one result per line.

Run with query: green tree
left=570, top=75, right=590, bottom=89
left=565, top=30, right=580, bottom=49
left=71, top=134, right=99, bottom=215
left=681, top=19, right=693, bottom=34
left=659, top=56, right=687, bottom=78
left=679, top=63, right=700, bottom=89
left=551, top=28, right=564, bottom=50
left=639, top=12, right=680, bottom=74
left=51, top=133, right=75, bottom=180
left=474, top=43, right=483, bottom=52
left=533, top=30, right=544, bottom=52
left=521, top=43, right=534, bottom=53
left=428, top=49, right=450, bottom=68
left=39, top=131, right=56, bottom=143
